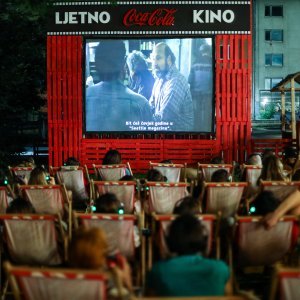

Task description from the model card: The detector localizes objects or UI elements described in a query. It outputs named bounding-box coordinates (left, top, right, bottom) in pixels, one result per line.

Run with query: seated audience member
left=94, top=193, right=123, bottom=214
left=69, top=228, right=133, bottom=295
left=282, top=147, right=300, bottom=177
left=64, top=156, right=80, bottom=167
left=259, top=155, right=287, bottom=182
left=28, top=166, right=55, bottom=185
left=146, top=214, right=230, bottom=297
left=292, top=169, right=300, bottom=181
left=17, top=157, right=36, bottom=168
left=210, top=156, right=225, bottom=164
left=257, top=190, right=300, bottom=229
left=6, top=197, right=36, bottom=214
left=262, top=148, right=274, bottom=161
left=173, top=196, right=201, bottom=215
left=146, top=169, right=167, bottom=182
left=246, top=153, right=262, bottom=166
left=102, top=150, right=122, bottom=165
left=211, top=169, right=230, bottom=182
left=249, top=191, right=280, bottom=216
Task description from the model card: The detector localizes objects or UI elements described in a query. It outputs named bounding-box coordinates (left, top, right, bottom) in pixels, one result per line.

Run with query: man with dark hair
left=146, top=214, right=230, bottom=296
left=211, top=169, right=230, bottom=182
left=149, top=42, right=194, bottom=131
left=86, top=40, right=153, bottom=131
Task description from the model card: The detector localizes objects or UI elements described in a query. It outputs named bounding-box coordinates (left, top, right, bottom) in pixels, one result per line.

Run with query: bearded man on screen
left=149, top=43, right=194, bottom=131
left=86, top=40, right=152, bottom=132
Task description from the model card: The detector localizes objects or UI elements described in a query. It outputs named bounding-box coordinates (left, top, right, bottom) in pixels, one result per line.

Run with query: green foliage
left=259, top=102, right=276, bottom=120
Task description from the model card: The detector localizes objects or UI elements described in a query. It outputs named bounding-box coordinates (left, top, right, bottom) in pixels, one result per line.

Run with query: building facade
left=253, top=0, right=300, bottom=121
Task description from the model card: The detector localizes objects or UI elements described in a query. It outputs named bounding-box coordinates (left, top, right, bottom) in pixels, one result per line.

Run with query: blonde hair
left=69, top=228, right=108, bottom=269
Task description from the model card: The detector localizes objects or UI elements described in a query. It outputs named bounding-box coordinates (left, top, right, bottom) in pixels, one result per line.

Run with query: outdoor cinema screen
left=84, top=37, right=214, bottom=133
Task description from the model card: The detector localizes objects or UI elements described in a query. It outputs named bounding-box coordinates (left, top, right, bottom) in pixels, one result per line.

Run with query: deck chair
left=146, top=182, right=190, bottom=214
left=204, top=182, right=248, bottom=218
left=92, top=180, right=136, bottom=214
left=260, top=180, right=300, bottom=202
left=93, top=163, right=132, bottom=181
left=197, top=163, right=233, bottom=182
left=51, top=166, right=90, bottom=207
left=0, top=187, right=10, bottom=213
left=148, top=213, right=219, bottom=269
left=0, top=214, right=65, bottom=266
left=18, top=184, right=72, bottom=238
left=149, top=161, right=186, bottom=182
left=232, top=216, right=298, bottom=268
left=242, top=164, right=262, bottom=195
left=4, top=262, right=121, bottom=300
left=269, top=264, right=300, bottom=300
left=74, top=212, right=144, bottom=286
left=8, top=166, right=33, bottom=185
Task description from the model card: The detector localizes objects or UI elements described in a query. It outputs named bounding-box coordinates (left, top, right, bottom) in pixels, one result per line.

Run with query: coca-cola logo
left=123, top=8, right=176, bottom=27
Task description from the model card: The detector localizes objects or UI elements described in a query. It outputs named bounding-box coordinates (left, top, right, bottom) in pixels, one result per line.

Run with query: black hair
left=102, top=150, right=122, bottom=165
left=95, top=193, right=121, bottom=214
left=211, top=169, right=229, bottom=182
left=146, top=169, right=167, bottom=182
left=6, top=197, right=36, bottom=214
left=210, top=156, right=224, bottom=164
left=292, top=169, right=300, bottom=181
left=64, top=157, right=80, bottom=166
left=249, top=191, right=279, bottom=216
left=166, top=214, right=208, bottom=255
left=173, top=196, right=200, bottom=215
left=95, top=40, right=126, bottom=81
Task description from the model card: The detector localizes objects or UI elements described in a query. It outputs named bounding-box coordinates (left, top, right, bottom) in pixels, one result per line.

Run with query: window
left=265, top=54, right=283, bottom=66
left=265, top=78, right=283, bottom=90
left=265, top=30, right=283, bottom=42
left=265, top=5, right=283, bottom=17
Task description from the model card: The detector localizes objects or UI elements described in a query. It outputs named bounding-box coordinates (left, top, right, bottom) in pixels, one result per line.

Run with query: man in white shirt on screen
left=149, top=43, right=194, bottom=132
left=86, top=40, right=152, bottom=132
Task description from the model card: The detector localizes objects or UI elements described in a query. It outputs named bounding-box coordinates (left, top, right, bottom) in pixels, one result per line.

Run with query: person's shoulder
left=86, top=82, right=103, bottom=95
left=202, top=257, right=229, bottom=274
left=126, top=87, right=149, bottom=103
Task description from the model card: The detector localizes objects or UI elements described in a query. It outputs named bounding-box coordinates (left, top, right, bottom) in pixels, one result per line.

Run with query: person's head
left=95, top=193, right=122, bottom=214
left=210, top=156, right=224, bottom=164
left=283, top=147, right=298, bottom=166
left=261, top=155, right=285, bottom=181
left=166, top=214, right=208, bottom=256
left=126, top=50, right=148, bottom=78
left=28, top=166, right=49, bottom=185
left=146, top=169, right=167, bottom=182
left=151, top=42, right=175, bottom=78
left=211, top=169, right=230, bottom=182
left=6, top=197, right=36, bottom=214
left=160, top=159, right=173, bottom=164
left=64, top=157, right=80, bottom=166
left=18, top=157, right=35, bottom=167
left=249, top=191, right=279, bottom=216
left=102, top=150, right=122, bottom=165
left=95, top=40, right=126, bottom=81
left=246, top=153, right=262, bottom=166
left=262, top=148, right=274, bottom=161
left=69, top=228, right=108, bottom=269
left=173, top=196, right=201, bottom=215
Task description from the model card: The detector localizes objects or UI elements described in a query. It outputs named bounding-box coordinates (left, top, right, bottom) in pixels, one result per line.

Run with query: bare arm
left=263, top=189, right=300, bottom=229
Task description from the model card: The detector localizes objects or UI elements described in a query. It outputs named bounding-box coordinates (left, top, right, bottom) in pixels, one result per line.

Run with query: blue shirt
left=86, top=80, right=153, bottom=132
left=149, top=66, right=194, bottom=131
left=147, top=255, right=230, bottom=297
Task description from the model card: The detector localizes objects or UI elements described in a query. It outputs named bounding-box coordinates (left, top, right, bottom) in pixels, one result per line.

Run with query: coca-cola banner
left=48, top=1, right=251, bottom=36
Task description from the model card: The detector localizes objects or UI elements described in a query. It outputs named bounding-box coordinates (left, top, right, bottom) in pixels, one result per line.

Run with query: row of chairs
left=1, top=211, right=299, bottom=299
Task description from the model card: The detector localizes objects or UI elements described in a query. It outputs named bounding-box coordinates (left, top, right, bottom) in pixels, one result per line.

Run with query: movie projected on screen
left=84, top=37, right=214, bottom=133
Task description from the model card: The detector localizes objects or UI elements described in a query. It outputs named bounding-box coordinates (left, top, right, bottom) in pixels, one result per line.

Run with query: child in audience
left=69, top=228, right=133, bottom=296
left=146, top=214, right=231, bottom=297
left=28, top=166, right=55, bottom=185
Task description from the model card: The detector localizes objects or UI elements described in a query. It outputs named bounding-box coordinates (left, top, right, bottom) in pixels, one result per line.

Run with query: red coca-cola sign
left=123, top=8, right=176, bottom=27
